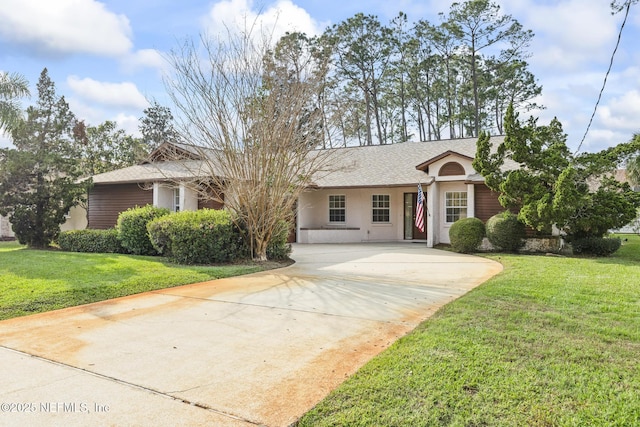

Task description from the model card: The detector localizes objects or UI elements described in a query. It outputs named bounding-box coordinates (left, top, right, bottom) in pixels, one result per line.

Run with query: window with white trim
left=372, top=194, right=390, bottom=223
left=445, top=191, right=467, bottom=223
left=329, top=195, right=346, bottom=223
left=173, top=188, right=181, bottom=212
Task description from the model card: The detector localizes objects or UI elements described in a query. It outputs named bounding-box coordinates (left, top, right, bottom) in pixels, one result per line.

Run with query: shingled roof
left=90, top=160, right=208, bottom=184
left=309, top=136, right=505, bottom=188
left=90, top=136, right=506, bottom=187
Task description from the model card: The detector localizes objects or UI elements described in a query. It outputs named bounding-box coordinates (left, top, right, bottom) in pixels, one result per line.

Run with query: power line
left=575, top=1, right=632, bottom=154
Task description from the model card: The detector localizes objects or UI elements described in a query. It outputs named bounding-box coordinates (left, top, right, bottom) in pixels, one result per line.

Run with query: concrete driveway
left=0, top=244, right=501, bottom=427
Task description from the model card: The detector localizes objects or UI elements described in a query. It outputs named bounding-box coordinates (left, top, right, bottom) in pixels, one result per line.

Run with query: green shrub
left=117, top=205, right=170, bottom=255
left=147, top=209, right=244, bottom=264
left=572, top=237, right=622, bottom=256
left=57, top=229, right=127, bottom=253
left=266, top=220, right=293, bottom=260
left=486, top=211, right=526, bottom=252
left=146, top=216, right=172, bottom=256
left=449, top=217, right=485, bottom=253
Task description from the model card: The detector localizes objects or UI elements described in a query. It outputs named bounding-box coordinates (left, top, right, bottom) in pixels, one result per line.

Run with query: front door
left=404, top=193, right=427, bottom=240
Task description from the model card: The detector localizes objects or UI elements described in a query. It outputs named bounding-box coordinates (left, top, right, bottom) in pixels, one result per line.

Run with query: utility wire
left=575, top=1, right=632, bottom=154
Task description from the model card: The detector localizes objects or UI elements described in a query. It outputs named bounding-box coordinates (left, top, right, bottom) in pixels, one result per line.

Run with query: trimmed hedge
left=449, top=217, right=485, bottom=253
left=147, top=209, right=244, bottom=264
left=117, top=205, right=170, bottom=256
left=572, top=237, right=622, bottom=256
left=486, top=211, right=526, bottom=252
left=57, top=229, right=127, bottom=254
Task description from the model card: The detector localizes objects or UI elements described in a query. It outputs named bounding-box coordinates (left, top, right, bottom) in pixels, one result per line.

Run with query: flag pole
left=424, top=191, right=428, bottom=247
left=416, top=182, right=426, bottom=244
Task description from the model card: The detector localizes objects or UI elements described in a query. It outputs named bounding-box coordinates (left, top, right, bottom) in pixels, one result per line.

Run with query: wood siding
left=474, top=184, right=503, bottom=222
left=439, top=162, right=465, bottom=176
left=88, top=184, right=153, bottom=229
left=198, top=197, right=224, bottom=210
left=475, top=184, right=538, bottom=236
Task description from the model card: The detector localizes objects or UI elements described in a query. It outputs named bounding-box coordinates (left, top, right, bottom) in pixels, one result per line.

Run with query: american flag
left=415, top=183, right=425, bottom=233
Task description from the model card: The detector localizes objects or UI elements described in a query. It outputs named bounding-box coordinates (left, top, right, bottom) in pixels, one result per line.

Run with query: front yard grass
left=0, top=241, right=278, bottom=320
left=298, top=234, right=640, bottom=426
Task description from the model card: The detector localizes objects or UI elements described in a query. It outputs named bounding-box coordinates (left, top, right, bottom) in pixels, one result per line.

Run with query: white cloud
left=114, top=113, right=142, bottom=137
left=121, top=49, right=167, bottom=74
left=598, top=90, right=640, bottom=132
left=65, top=98, right=144, bottom=137
left=495, top=0, right=640, bottom=152
left=577, top=128, right=623, bottom=152
left=500, top=0, right=618, bottom=71
left=204, top=0, right=323, bottom=43
left=67, top=76, right=149, bottom=110
left=66, top=99, right=102, bottom=127
left=0, top=0, right=132, bottom=56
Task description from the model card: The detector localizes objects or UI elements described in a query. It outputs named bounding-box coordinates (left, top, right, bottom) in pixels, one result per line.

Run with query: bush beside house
left=56, top=204, right=292, bottom=264
left=572, top=237, right=622, bottom=256
left=147, top=209, right=244, bottom=264
left=117, top=205, right=170, bottom=255
left=449, top=217, right=485, bottom=253
left=486, top=211, right=526, bottom=252
left=57, top=229, right=126, bottom=253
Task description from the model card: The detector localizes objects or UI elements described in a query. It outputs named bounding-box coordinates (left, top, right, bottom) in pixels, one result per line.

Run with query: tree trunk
left=254, top=237, right=268, bottom=262
left=471, top=49, right=480, bottom=138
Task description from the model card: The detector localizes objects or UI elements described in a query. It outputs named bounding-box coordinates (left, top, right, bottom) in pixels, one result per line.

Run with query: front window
left=173, top=188, right=181, bottom=212
left=445, top=191, right=467, bottom=223
left=329, top=195, right=346, bottom=223
left=372, top=195, right=390, bottom=223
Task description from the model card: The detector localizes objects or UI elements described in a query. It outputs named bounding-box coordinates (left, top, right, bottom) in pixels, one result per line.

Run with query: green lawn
left=0, top=241, right=275, bottom=320
left=298, top=234, right=640, bottom=426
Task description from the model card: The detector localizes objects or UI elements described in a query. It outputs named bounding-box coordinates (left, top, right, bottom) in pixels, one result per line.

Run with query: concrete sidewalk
left=0, top=244, right=502, bottom=427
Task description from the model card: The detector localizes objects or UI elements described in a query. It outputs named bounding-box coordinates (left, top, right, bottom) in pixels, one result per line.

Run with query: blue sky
left=1, top=0, right=639, bottom=153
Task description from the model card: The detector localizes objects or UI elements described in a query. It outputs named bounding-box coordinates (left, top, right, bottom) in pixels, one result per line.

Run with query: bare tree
left=164, top=28, right=335, bottom=261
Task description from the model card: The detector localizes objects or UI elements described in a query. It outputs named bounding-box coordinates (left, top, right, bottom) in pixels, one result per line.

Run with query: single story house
left=65, top=137, right=507, bottom=247
left=297, top=137, right=509, bottom=246
left=73, top=143, right=223, bottom=230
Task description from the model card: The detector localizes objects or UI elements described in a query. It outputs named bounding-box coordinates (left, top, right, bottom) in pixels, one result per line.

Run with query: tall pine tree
left=0, top=69, right=89, bottom=248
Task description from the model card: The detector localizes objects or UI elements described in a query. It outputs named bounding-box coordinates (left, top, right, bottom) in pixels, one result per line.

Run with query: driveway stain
left=0, top=243, right=502, bottom=426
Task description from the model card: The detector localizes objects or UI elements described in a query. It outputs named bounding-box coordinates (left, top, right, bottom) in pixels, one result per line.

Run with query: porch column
left=152, top=182, right=160, bottom=207
left=296, top=196, right=302, bottom=243
left=427, top=182, right=437, bottom=248
left=466, top=183, right=475, bottom=219
left=182, top=184, right=199, bottom=211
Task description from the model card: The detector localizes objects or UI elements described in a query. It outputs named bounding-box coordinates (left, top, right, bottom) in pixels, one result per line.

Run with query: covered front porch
left=295, top=179, right=496, bottom=247
left=296, top=186, right=428, bottom=244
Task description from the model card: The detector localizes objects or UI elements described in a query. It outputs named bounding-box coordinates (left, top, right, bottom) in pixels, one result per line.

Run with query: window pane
left=173, top=188, right=181, bottom=212
left=330, top=210, right=345, bottom=222
left=445, top=191, right=467, bottom=223
left=372, top=195, right=390, bottom=222
left=404, top=193, right=413, bottom=239
left=373, top=209, right=389, bottom=222
left=329, top=195, right=346, bottom=222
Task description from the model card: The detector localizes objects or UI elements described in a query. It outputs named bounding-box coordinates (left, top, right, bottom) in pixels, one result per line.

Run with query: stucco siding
left=61, top=205, right=88, bottom=231
left=438, top=182, right=469, bottom=244
left=428, top=154, right=475, bottom=178
left=298, top=187, right=417, bottom=243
